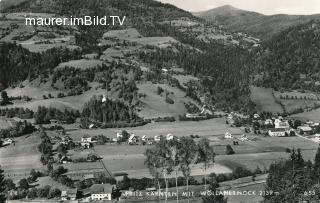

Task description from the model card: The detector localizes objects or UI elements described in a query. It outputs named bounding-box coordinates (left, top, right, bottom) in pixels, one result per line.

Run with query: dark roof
left=90, top=184, right=113, bottom=194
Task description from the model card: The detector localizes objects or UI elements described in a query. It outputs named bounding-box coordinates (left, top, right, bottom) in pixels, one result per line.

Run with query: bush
left=226, top=145, right=235, bottom=155
left=165, top=97, right=174, bottom=104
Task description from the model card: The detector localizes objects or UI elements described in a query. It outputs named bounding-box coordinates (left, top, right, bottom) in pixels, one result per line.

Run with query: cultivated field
left=292, top=108, right=320, bottom=122
left=274, top=90, right=320, bottom=113
left=0, top=133, right=44, bottom=180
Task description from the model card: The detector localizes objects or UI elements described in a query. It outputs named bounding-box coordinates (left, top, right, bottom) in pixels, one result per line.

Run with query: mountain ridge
left=196, top=5, right=320, bottom=39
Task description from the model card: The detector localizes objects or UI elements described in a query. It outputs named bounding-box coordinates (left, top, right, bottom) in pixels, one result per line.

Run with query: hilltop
left=196, top=5, right=320, bottom=39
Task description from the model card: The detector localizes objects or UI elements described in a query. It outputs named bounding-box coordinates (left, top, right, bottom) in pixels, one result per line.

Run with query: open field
left=102, top=28, right=179, bottom=48
left=137, top=82, right=199, bottom=118
left=67, top=118, right=242, bottom=140
left=56, top=59, right=104, bottom=70
left=291, top=108, right=320, bottom=122
left=216, top=136, right=319, bottom=171
left=64, top=118, right=320, bottom=180
left=2, top=82, right=107, bottom=111
left=274, top=90, right=320, bottom=113
left=250, top=86, right=283, bottom=113
left=0, top=133, right=44, bottom=180
left=0, top=117, right=17, bottom=129
left=64, top=118, right=242, bottom=178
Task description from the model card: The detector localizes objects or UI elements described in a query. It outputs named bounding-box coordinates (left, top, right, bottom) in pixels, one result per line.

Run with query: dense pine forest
left=81, top=95, right=140, bottom=124
left=254, top=21, right=320, bottom=92
left=0, top=43, right=82, bottom=90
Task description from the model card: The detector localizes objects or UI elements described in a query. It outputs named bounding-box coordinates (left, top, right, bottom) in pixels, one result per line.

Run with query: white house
left=141, top=135, right=154, bottom=145
left=297, top=126, right=313, bottom=135
left=90, top=184, right=114, bottom=201
left=154, top=135, right=161, bottom=142
left=268, top=128, right=287, bottom=137
left=2, top=138, right=14, bottom=145
left=81, top=135, right=92, bottom=143
left=166, top=134, right=174, bottom=141
left=224, top=132, right=233, bottom=139
left=253, top=114, right=260, bottom=119
left=264, top=119, right=273, bottom=126
left=274, top=119, right=290, bottom=129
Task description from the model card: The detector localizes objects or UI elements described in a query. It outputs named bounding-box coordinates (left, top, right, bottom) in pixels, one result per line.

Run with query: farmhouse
left=59, top=155, right=72, bottom=164
left=112, top=132, right=123, bottom=142
left=154, top=135, right=161, bottom=142
left=142, top=135, right=154, bottom=145
left=224, top=132, right=233, bottom=139
left=81, top=141, right=92, bottom=149
left=2, top=138, right=14, bottom=145
left=89, top=184, right=114, bottom=201
left=264, top=119, right=273, bottom=126
left=297, top=126, right=313, bottom=135
left=61, top=189, right=78, bottom=200
left=81, top=135, right=92, bottom=143
left=166, top=133, right=174, bottom=141
left=60, top=135, right=73, bottom=145
left=268, top=128, right=287, bottom=137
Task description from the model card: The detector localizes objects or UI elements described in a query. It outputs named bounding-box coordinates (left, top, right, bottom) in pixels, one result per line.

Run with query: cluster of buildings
left=113, top=132, right=177, bottom=145
left=61, top=183, right=116, bottom=201
left=186, top=105, right=213, bottom=119
left=253, top=114, right=319, bottom=137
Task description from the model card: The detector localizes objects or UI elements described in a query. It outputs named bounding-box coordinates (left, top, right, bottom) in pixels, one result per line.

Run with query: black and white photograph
left=0, top=0, right=320, bottom=202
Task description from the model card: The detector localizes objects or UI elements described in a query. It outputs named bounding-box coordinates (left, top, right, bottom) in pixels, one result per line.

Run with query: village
left=2, top=109, right=320, bottom=203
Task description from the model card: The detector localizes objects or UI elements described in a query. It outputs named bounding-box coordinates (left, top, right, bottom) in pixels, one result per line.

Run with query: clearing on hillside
left=250, top=86, right=283, bottom=114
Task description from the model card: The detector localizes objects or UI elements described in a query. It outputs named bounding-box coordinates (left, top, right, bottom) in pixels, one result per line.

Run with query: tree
left=18, top=178, right=29, bottom=190
left=145, top=148, right=163, bottom=202
left=121, top=130, right=130, bottom=142
left=1, top=91, right=9, bottom=105
left=0, top=166, right=6, bottom=203
left=314, top=147, right=320, bottom=182
left=168, top=138, right=180, bottom=203
left=56, top=144, right=67, bottom=156
left=178, top=137, right=198, bottom=203
left=226, top=145, right=235, bottom=155
left=48, top=188, right=61, bottom=199
left=27, top=188, right=38, bottom=199
left=197, top=138, right=215, bottom=192
left=145, top=138, right=173, bottom=203
left=4, top=179, right=15, bottom=191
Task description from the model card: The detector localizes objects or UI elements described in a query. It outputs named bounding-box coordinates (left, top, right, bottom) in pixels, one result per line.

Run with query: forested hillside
left=0, top=0, right=258, bottom=114
left=0, top=43, right=82, bottom=90
left=254, top=21, right=320, bottom=92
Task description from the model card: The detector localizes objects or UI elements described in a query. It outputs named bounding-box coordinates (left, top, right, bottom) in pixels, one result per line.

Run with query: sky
left=158, top=0, right=320, bottom=15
